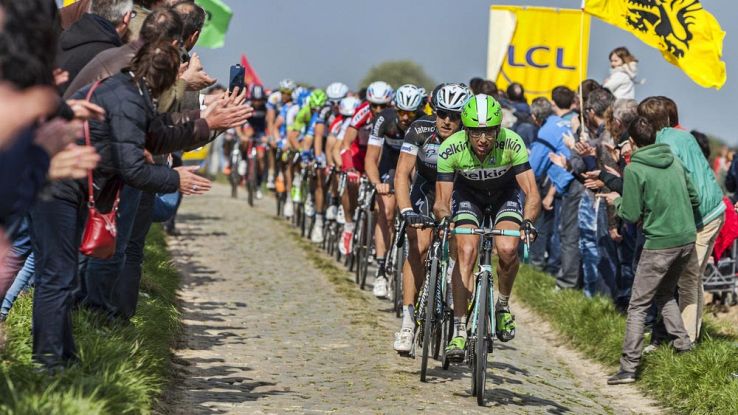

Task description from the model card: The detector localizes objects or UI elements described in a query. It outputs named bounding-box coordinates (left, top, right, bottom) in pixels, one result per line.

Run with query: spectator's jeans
left=80, top=186, right=142, bottom=317
left=530, top=193, right=562, bottom=275
left=620, top=244, right=694, bottom=373
left=29, top=197, right=85, bottom=368
left=557, top=182, right=582, bottom=289
left=0, top=215, right=32, bottom=300
left=1, top=252, right=34, bottom=316
left=615, top=223, right=637, bottom=308
left=578, top=191, right=600, bottom=297
left=112, top=191, right=155, bottom=319
left=597, top=201, right=618, bottom=298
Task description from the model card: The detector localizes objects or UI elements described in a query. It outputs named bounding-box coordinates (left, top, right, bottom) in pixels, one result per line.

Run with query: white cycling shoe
left=283, top=200, right=294, bottom=218
left=326, top=205, right=337, bottom=221
left=373, top=276, right=388, bottom=298
left=311, top=220, right=324, bottom=243
left=393, top=328, right=414, bottom=353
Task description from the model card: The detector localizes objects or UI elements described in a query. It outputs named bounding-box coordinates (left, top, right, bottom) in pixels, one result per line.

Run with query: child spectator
left=604, top=116, right=696, bottom=384
left=603, top=47, right=638, bottom=100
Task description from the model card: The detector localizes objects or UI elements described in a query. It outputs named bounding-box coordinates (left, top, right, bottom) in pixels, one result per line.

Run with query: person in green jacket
left=603, top=116, right=695, bottom=384
left=638, top=96, right=724, bottom=342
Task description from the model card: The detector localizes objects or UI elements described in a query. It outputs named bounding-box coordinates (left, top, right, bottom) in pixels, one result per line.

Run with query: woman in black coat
left=29, top=40, right=212, bottom=369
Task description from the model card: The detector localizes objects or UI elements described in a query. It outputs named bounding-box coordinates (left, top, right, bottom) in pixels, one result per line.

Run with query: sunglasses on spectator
left=436, top=109, right=461, bottom=121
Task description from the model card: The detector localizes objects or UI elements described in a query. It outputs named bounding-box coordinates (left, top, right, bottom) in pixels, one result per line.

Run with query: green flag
left=195, top=0, right=233, bottom=48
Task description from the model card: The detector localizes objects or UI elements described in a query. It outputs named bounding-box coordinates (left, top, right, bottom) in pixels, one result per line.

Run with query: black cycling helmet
left=250, top=84, right=266, bottom=100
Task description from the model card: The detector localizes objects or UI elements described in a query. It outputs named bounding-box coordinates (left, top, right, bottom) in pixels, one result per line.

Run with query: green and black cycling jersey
left=436, top=128, right=530, bottom=192
left=400, top=115, right=440, bottom=182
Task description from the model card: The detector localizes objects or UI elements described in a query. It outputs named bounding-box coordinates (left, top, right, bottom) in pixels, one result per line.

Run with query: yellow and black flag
left=583, top=0, right=726, bottom=89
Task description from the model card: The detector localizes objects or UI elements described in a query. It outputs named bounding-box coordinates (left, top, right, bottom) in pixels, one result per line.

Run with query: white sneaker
left=284, top=199, right=294, bottom=218
left=311, top=219, right=324, bottom=243
left=326, top=205, right=337, bottom=221
left=373, top=276, right=388, bottom=298
left=305, top=199, right=315, bottom=217
left=393, top=328, right=414, bottom=353
left=336, top=206, right=346, bottom=224
left=256, top=189, right=263, bottom=200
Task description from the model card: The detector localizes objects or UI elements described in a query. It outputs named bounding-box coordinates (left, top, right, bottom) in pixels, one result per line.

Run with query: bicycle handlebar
left=452, top=228, right=530, bottom=264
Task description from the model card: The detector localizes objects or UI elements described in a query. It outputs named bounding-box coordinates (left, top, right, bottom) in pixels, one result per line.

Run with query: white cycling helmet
left=433, top=83, right=472, bottom=112
left=279, top=78, right=297, bottom=92
left=326, top=82, right=349, bottom=101
left=339, top=96, right=360, bottom=116
left=394, top=84, right=424, bottom=111
left=366, top=81, right=393, bottom=104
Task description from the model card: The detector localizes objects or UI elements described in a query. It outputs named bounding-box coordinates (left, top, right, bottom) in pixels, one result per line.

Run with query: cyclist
left=433, top=94, right=540, bottom=361
left=365, top=84, right=424, bottom=298
left=325, top=96, right=360, bottom=223
left=281, top=86, right=308, bottom=218
left=237, top=84, right=269, bottom=199
left=337, top=81, right=393, bottom=256
left=308, top=83, right=349, bottom=242
left=266, top=79, right=296, bottom=190
left=392, top=83, right=471, bottom=353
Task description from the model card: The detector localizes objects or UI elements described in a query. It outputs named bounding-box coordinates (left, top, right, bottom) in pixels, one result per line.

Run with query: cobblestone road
left=166, top=183, right=662, bottom=415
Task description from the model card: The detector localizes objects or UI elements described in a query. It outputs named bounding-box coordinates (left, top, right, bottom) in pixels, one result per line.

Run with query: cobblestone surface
left=165, top=183, right=662, bottom=415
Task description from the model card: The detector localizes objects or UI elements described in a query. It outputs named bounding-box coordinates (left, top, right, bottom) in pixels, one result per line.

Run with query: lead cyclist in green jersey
left=433, top=94, right=540, bottom=361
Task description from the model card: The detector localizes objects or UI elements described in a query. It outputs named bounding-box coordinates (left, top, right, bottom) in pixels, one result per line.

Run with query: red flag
left=240, top=53, right=263, bottom=89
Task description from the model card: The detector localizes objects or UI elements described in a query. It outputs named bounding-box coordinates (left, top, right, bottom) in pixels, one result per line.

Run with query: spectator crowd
left=0, top=0, right=252, bottom=371
left=0, top=0, right=735, bottom=385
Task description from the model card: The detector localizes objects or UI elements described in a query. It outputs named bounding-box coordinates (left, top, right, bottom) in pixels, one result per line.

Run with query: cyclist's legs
left=450, top=187, right=484, bottom=319
left=315, top=168, right=326, bottom=213
left=402, top=177, right=435, bottom=306
left=493, top=191, right=524, bottom=297
left=403, top=227, right=432, bottom=306
left=374, top=169, right=396, bottom=263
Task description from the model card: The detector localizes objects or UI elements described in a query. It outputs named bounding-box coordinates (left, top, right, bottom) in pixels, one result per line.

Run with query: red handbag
left=79, top=81, right=120, bottom=259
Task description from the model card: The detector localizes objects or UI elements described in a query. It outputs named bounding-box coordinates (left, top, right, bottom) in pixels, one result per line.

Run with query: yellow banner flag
left=583, top=0, right=726, bottom=89
left=489, top=6, right=590, bottom=101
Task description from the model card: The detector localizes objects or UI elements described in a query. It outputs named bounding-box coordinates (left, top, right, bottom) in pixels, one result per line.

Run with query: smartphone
left=229, top=64, right=245, bottom=93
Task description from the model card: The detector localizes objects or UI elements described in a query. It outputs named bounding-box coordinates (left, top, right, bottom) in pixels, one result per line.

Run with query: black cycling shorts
left=451, top=186, right=523, bottom=227
left=410, top=174, right=435, bottom=217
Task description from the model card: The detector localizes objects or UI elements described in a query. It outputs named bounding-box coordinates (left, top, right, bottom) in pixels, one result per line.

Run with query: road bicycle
left=386, top=216, right=407, bottom=318
left=348, top=177, right=376, bottom=289
left=452, top=215, right=529, bottom=406
left=414, top=217, right=452, bottom=381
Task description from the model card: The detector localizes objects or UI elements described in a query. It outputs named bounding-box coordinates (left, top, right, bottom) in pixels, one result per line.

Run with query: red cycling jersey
left=341, top=101, right=373, bottom=173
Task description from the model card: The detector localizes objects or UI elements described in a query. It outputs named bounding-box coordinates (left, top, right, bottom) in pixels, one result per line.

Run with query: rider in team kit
left=433, top=94, right=540, bottom=361
left=236, top=84, right=269, bottom=199
left=266, top=79, right=297, bottom=190
left=364, top=84, right=425, bottom=298
left=325, top=96, right=360, bottom=223
left=392, top=83, right=472, bottom=353
left=337, top=81, right=394, bottom=256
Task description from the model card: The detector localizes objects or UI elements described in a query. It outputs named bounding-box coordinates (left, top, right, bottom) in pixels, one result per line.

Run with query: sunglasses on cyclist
left=370, top=103, right=388, bottom=111
left=436, top=109, right=461, bottom=121
left=397, top=109, right=417, bottom=119
left=467, top=126, right=499, bottom=140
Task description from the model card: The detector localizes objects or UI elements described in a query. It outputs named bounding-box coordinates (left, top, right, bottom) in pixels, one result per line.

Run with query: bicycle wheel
left=475, top=273, right=490, bottom=406
left=441, top=309, right=453, bottom=370
left=352, top=210, right=364, bottom=282
left=420, top=256, right=438, bottom=382
left=247, top=155, right=257, bottom=207
left=359, top=209, right=373, bottom=290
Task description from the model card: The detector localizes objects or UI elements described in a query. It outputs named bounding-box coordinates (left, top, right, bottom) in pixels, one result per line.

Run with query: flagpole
left=578, top=0, right=586, bottom=139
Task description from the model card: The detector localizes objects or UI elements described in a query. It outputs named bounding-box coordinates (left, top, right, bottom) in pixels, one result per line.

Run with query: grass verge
left=515, top=265, right=738, bottom=415
left=0, top=224, right=181, bottom=414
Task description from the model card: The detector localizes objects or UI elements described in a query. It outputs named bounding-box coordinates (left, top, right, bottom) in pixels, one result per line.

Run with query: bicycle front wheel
left=393, top=243, right=405, bottom=318
left=420, top=254, right=439, bottom=382
left=359, top=209, right=373, bottom=290
left=474, top=272, right=490, bottom=406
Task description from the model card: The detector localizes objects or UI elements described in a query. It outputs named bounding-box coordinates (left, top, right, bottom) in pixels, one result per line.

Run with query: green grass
left=515, top=266, right=738, bottom=415
left=0, top=225, right=181, bottom=414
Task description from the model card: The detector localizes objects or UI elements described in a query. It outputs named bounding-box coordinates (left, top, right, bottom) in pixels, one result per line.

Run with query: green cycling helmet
left=461, top=94, right=503, bottom=128
left=308, top=89, right=328, bottom=109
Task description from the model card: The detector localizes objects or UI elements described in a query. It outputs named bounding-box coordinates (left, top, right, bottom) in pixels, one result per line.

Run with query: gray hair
left=612, top=99, right=638, bottom=126
left=585, top=88, right=615, bottom=117
left=530, top=97, right=554, bottom=122
left=91, top=0, right=133, bottom=26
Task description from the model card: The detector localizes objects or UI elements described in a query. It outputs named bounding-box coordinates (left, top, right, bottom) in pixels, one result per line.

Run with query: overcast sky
left=193, top=1, right=736, bottom=143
